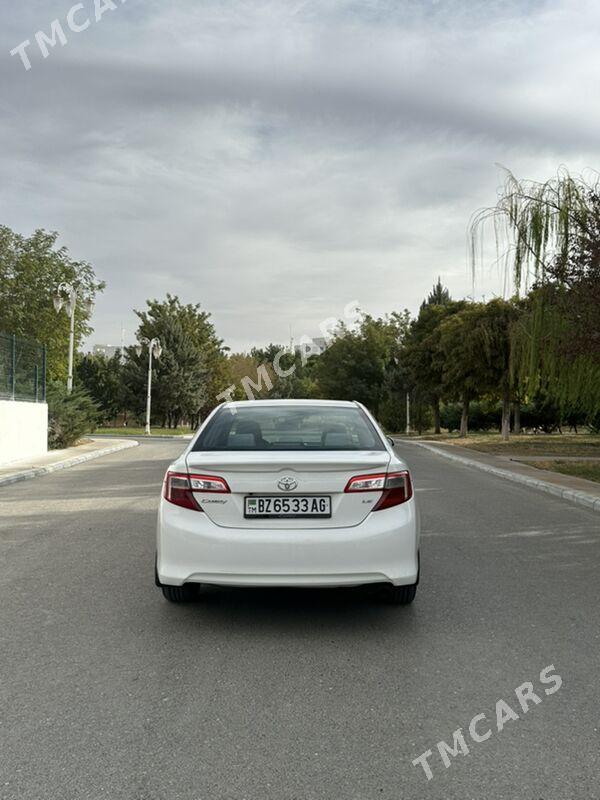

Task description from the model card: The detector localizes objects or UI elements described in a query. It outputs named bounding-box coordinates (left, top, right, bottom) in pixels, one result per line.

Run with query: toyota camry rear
left=156, top=400, right=420, bottom=604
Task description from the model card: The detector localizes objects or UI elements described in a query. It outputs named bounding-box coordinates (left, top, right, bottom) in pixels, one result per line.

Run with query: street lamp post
left=136, top=338, right=162, bottom=435
left=54, top=283, right=94, bottom=393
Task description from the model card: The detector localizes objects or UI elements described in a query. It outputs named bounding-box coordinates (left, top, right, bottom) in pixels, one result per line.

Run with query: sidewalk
left=397, top=439, right=600, bottom=514
left=0, top=437, right=139, bottom=488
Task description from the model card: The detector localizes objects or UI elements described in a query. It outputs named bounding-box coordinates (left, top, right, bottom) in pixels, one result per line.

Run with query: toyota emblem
left=277, top=476, right=298, bottom=492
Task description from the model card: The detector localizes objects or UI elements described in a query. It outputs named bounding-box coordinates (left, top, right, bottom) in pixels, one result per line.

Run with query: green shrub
left=441, top=401, right=501, bottom=432
left=47, top=382, right=99, bottom=449
left=588, top=411, right=600, bottom=434
left=378, top=394, right=406, bottom=432
left=440, top=403, right=462, bottom=432
left=469, top=401, right=501, bottom=431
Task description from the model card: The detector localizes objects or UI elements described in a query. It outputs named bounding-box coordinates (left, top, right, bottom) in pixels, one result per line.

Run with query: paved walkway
left=0, top=437, right=139, bottom=487
left=395, top=438, right=600, bottom=513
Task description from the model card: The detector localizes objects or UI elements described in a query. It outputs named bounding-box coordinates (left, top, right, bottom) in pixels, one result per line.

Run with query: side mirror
left=387, top=436, right=395, bottom=448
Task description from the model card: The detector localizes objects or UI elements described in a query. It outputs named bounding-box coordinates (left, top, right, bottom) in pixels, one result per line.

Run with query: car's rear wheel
left=380, top=582, right=417, bottom=605
left=161, top=584, right=198, bottom=603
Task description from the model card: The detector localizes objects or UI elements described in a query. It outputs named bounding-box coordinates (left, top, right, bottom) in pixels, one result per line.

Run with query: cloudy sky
left=2, top=0, right=599, bottom=351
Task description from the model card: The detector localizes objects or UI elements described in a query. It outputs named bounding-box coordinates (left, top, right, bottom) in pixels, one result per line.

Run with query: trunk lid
left=184, top=450, right=391, bottom=528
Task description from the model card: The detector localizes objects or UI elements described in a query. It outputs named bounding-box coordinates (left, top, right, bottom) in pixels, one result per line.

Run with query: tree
left=0, top=226, right=104, bottom=382
left=251, top=343, right=320, bottom=399
left=477, top=298, right=521, bottom=440
left=547, top=188, right=600, bottom=360
left=470, top=168, right=595, bottom=292
left=470, top=168, right=600, bottom=421
left=226, top=353, right=275, bottom=400
left=439, top=303, right=501, bottom=437
left=314, top=313, right=410, bottom=417
left=422, top=277, right=451, bottom=308
left=250, top=343, right=284, bottom=366
left=134, top=294, right=227, bottom=421
left=123, top=296, right=222, bottom=427
left=510, top=284, right=600, bottom=424
left=76, top=351, right=124, bottom=424
left=437, top=300, right=522, bottom=439
left=403, top=293, right=466, bottom=433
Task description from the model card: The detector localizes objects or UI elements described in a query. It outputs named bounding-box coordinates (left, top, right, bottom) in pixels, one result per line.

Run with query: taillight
left=344, top=473, right=387, bottom=492
left=344, top=471, right=412, bottom=511
left=163, top=471, right=230, bottom=511
left=373, top=471, right=413, bottom=511
left=187, top=475, right=230, bottom=492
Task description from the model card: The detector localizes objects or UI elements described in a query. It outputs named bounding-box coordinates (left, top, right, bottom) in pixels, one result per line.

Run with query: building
left=92, top=343, right=120, bottom=359
left=294, top=336, right=329, bottom=357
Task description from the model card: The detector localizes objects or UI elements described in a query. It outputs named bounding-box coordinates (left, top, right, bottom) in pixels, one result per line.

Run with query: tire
left=161, top=584, right=198, bottom=603
left=380, top=582, right=417, bottom=605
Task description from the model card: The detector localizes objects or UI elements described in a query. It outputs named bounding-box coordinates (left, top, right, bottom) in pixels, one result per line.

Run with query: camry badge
left=277, top=476, right=298, bottom=492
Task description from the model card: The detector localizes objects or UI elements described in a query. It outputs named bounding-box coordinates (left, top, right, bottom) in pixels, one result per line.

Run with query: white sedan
left=156, top=399, right=420, bottom=605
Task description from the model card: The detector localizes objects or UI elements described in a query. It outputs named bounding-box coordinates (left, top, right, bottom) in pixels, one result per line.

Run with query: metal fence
left=0, top=332, right=46, bottom=402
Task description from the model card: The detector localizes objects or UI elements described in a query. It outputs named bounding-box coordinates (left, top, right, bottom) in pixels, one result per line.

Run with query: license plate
left=244, top=495, right=331, bottom=518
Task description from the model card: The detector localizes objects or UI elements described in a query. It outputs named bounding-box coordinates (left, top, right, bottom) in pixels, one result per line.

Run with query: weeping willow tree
left=470, top=168, right=600, bottom=422
left=470, top=167, right=595, bottom=290
left=510, top=293, right=600, bottom=418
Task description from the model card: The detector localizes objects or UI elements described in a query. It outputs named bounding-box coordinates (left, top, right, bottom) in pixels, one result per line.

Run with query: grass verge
left=393, top=432, right=600, bottom=457
left=526, top=460, right=600, bottom=484
left=92, top=426, right=193, bottom=437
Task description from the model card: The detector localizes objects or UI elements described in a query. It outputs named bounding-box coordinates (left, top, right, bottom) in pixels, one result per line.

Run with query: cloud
left=1, top=0, right=599, bottom=350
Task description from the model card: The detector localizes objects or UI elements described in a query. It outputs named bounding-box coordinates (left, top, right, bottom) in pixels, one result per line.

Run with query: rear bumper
left=157, top=499, right=419, bottom=588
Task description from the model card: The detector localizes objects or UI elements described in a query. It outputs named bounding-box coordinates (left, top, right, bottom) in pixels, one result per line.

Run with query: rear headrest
left=321, top=424, right=346, bottom=445
left=228, top=433, right=256, bottom=447
left=237, top=420, right=263, bottom=437
left=322, top=431, right=353, bottom=447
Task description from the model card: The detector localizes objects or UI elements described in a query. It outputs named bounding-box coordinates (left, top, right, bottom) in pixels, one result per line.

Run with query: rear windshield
left=193, top=405, right=385, bottom=451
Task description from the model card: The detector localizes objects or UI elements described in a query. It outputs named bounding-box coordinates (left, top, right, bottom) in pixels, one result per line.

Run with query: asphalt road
left=1, top=439, right=598, bottom=800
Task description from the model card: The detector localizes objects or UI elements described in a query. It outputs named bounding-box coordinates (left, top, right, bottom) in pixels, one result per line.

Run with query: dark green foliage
left=520, top=396, right=562, bottom=433
left=440, top=403, right=462, bottom=432
left=518, top=394, right=587, bottom=433
left=410, top=393, right=433, bottom=434
left=422, top=277, right=451, bottom=308
left=470, top=402, right=501, bottom=431
left=439, top=304, right=498, bottom=399
left=440, top=402, right=500, bottom=432
left=378, top=394, right=406, bottom=432
left=76, top=352, right=124, bottom=424
left=314, top=313, right=410, bottom=417
left=511, top=286, right=600, bottom=417
left=472, top=169, right=600, bottom=420
left=0, top=226, right=103, bottom=382
left=587, top=411, right=600, bottom=434
left=47, top=382, right=99, bottom=449
left=547, top=189, right=600, bottom=361
left=123, top=313, right=209, bottom=428
left=251, top=343, right=284, bottom=366
left=252, top=344, right=320, bottom=399
left=130, top=294, right=228, bottom=424
left=403, top=299, right=467, bottom=432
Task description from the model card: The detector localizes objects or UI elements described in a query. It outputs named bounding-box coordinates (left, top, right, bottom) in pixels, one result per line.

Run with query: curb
left=398, top=440, right=600, bottom=514
left=0, top=439, right=139, bottom=488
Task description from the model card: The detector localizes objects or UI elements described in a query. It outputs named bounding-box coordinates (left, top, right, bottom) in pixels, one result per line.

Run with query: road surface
left=1, top=439, right=598, bottom=799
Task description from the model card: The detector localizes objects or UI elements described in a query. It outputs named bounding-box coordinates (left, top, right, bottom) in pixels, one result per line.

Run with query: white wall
left=0, top=400, right=48, bottom=465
